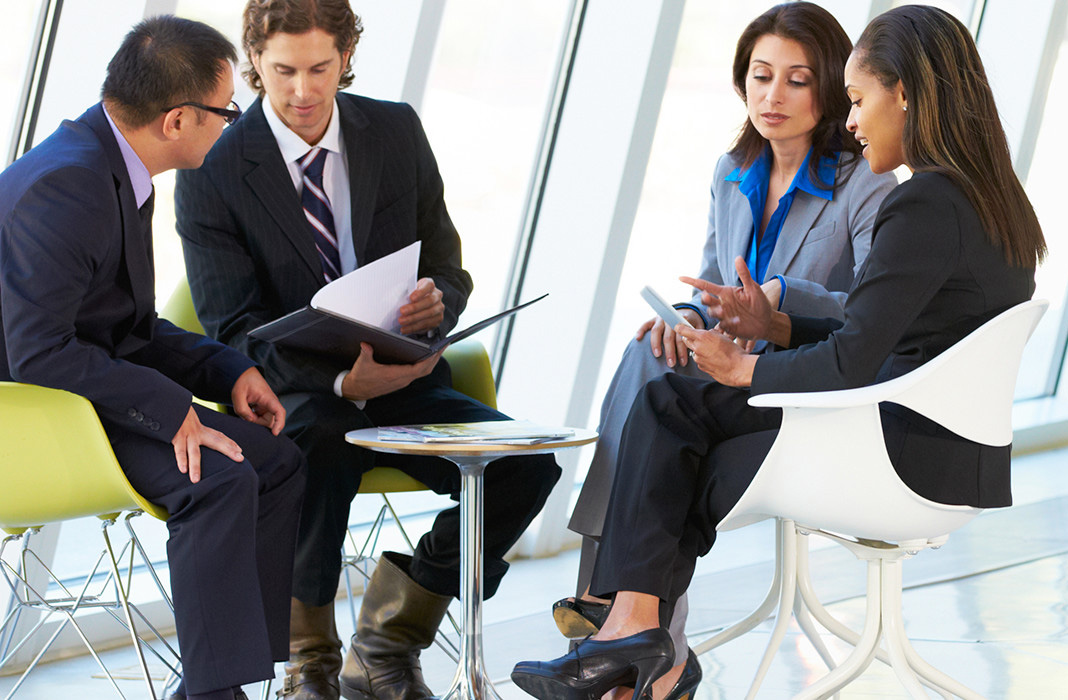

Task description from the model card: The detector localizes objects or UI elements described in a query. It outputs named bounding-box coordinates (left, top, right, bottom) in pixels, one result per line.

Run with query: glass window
left=1, top=1, right=45, bottom=165
left=578, top=1, right=785, bottom=483
left=1016, top=18, right=1068, bottom=398
left=418, top=0, right=573, bottom=329
left=891, top=0, right=982, bottom=30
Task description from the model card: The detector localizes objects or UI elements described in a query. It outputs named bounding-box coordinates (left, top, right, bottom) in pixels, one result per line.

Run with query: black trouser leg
left=590, top=373, right=779, bottom=608
left=110, top=405, right=306, bottom=694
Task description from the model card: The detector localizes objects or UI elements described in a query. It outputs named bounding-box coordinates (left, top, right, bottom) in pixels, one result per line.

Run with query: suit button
left=148, top=421, right=160, bottom=431
left=128, top=408, right=138, bottom=418
left=135, top=412, right=144, bottom=422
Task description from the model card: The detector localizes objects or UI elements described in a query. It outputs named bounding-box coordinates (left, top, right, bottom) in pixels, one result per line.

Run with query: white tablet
left=640, top=286, right=693, bottom=328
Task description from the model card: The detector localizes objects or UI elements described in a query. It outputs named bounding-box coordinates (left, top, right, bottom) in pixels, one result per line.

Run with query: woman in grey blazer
left=560, top=3, right=896, bottom=696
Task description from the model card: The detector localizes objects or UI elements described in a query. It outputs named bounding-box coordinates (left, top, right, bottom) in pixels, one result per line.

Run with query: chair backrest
left=718, top=299, right=1047, bottom=542
left=0, top=383, right=168, bottom=534
left=160, top=275, right=206, bottom=335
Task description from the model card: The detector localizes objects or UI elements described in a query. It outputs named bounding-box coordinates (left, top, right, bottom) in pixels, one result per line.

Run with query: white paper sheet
left=310, top=241, right=421, bottom=332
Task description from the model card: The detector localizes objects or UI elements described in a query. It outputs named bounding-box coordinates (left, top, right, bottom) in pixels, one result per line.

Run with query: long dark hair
left=728, top=2, right=860, bottom=187
left=854, top=5, right=1045, bottom=267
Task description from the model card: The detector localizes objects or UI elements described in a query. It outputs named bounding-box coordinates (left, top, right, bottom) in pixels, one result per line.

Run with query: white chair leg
left=745, top=519, right=800, bottom=700
left=793, top=560, right=883, bottom=700
left=879, top=561, right=985, bottom=700
left=879, top=560, right=928, bottom=699
left=791, top=530, right=837, bottom=674
left=795, top=531, right=893, bottom=672
left=694, top=519, right=784, bottom=655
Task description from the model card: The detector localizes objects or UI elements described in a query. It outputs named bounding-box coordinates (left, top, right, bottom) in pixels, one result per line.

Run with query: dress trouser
left=569, top=339, right=705, bottom=662
left=108, top=404, right=307, bottom=695
left=282, top=361, right=562, bottom=605
left=589, top=373, right=780, bottom=614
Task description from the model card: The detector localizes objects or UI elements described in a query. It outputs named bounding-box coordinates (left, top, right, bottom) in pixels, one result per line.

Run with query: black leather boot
left=339, top=552, right=451, bottom=700
left=278, top=598, right=342, bottom=699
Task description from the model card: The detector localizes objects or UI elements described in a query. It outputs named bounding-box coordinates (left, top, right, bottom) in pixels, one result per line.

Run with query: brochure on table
left=377, top=420, right=575, bottom=445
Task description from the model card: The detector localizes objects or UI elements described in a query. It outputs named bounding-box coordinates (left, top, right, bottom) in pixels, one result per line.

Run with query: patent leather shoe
left=551, top=596, right=611, bottom=638
left=664, top=648, right=702, bottom=700
left=511, top=627, right=673, bottom=700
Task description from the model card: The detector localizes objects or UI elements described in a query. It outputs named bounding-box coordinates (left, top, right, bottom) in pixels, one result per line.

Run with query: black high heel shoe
left=664, top=648, right=702, bottom=700
left=511, top=627, right=674, bottom=700
left=551, top=596, right=611, bottom=638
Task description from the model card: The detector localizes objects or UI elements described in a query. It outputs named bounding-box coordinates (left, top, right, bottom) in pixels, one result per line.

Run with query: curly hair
left=242, top=0, right=363, bottom=93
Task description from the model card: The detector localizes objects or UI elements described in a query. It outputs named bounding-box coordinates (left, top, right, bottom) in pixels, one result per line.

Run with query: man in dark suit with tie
left=174, top=2, right=560, bottom=699
left=0, top=17, right=307, bottom=700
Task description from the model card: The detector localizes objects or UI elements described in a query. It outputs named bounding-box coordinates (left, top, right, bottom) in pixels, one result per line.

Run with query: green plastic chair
left=161, top=278, right=498, bottom=662
left=0, top=382, right=177, bottom=699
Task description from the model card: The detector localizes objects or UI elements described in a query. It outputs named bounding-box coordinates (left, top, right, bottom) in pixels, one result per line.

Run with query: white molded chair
left=703, top=299, right=1047, bottom=699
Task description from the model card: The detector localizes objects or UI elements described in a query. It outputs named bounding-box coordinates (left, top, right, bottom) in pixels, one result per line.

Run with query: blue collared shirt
left=726, top=147, right=836, bottom=284
left=102, top=105, right=153, bottom=209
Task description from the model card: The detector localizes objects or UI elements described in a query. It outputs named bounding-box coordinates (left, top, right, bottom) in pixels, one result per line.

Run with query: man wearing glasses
left=0, top=16, right=305, bottom=700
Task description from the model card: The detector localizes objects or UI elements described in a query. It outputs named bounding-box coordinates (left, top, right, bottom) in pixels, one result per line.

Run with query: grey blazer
left=696, top=151, right=897, bottom=320
left=568, top=150, right=896, bottom=540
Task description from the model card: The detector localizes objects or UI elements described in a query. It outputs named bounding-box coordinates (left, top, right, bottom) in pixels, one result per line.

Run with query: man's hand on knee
left=171, top=407, right=244, bottom=483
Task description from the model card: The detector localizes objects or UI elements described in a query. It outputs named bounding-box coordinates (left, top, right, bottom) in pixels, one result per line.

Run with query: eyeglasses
left=161, top=100, right=243, bottom=125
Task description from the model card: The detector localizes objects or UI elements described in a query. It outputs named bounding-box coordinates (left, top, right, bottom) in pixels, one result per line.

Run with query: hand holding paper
left=399, top=277, right=445, bottom=334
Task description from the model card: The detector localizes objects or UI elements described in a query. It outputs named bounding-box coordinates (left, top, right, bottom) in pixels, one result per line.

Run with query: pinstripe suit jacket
left=175, top=94, right=473, bottom=395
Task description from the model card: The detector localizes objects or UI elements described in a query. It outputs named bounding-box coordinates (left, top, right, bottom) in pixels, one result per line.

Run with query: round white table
left=345, top=426, right=598, bottom=700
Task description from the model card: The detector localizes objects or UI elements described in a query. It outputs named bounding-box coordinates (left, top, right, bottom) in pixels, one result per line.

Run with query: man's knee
left=282, top=392, right=372, bottom=470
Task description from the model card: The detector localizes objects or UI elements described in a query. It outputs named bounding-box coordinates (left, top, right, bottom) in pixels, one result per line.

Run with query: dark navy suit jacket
left=0, top=103, right=254, bottom=441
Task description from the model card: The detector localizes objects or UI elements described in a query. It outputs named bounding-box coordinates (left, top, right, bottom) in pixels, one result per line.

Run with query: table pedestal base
left=433, top=458, right=503, bottom=700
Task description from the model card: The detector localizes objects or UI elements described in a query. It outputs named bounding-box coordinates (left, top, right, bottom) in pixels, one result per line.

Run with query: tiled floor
left=4, top=447, right=1068, bottom=698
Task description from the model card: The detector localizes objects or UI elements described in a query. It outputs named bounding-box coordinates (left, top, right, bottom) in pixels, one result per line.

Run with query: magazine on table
left=377, top=420, right=574, bottom=445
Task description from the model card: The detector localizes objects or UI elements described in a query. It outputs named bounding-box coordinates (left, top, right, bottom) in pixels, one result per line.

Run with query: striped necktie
left=300, top=147, right=342, bottom=282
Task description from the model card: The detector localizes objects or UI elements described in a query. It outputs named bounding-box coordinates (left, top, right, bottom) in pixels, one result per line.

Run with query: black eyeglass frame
left=161, top=100, right=243, bottom=125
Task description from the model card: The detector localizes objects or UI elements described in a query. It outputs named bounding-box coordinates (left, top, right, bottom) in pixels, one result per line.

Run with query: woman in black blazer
left=512, top=6, right=1047, bottom=699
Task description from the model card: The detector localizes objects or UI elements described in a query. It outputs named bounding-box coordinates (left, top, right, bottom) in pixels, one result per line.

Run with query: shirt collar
left=726, top=146, right=837, bottom=202
left=102, top=105, right=153, bottom=208
left=262, top=96, right=343, bottom=162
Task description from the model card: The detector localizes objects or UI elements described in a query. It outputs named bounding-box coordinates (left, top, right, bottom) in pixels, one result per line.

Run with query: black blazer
left=0, top=103, right=254, bottom=441
left=752, top=173, right=1035, bottom=507
left=175, top=94, right=473, bottom=395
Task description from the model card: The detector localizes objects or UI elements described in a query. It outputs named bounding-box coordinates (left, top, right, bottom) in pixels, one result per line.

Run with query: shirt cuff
left=672, top=302, right=709, bottom=329
left=333, top=370, right=367, bottom=410
left=773, top=275, right=787, bottom=311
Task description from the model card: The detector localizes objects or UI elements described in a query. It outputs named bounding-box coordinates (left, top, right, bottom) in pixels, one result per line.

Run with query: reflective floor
left=4, top=446, right=1068, bottom=698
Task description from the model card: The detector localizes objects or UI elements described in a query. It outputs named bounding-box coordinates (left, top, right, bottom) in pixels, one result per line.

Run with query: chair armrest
left=748, top=373, right=911, bottom=410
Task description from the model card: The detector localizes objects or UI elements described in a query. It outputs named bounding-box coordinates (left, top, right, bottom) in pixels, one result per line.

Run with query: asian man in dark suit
left=0, top=16, right=306, bottom=700
left=173, top=2, right=560, bottom=699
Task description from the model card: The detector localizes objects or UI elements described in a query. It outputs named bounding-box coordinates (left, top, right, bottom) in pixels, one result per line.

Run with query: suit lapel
left=241, top=100, right=323, bottom=281
left=82, top=105, right=154, bottom=329
left=337, top=95, right=382, bottom=263
left=766, top=191, right=830, bottom=275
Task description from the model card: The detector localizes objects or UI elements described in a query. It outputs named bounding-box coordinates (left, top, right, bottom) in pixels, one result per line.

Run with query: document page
left=310, top=241, right=421, bottom=332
